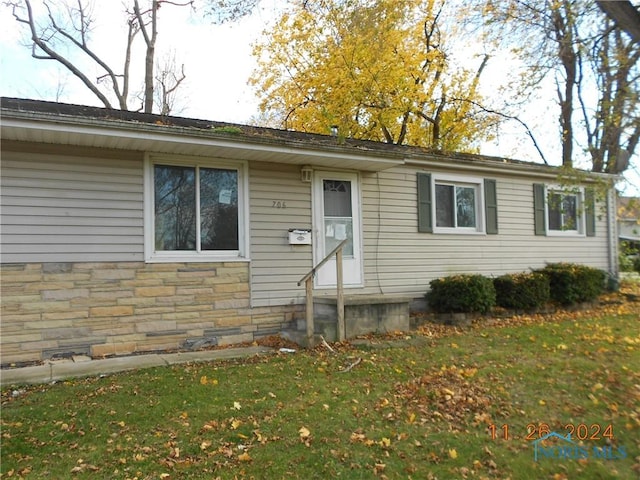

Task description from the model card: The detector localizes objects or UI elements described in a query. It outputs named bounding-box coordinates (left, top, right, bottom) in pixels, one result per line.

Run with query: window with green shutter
left=533, top=183, right=547, bottom=235
left=585, top=188, right=596, bottom=237
left=417, top=173, right=432, bottom=233
left=484, top=179, right=498, bottom=235
left=533, top=183, right=593, bottom=237
left=417, top=173, right=498, bottom=235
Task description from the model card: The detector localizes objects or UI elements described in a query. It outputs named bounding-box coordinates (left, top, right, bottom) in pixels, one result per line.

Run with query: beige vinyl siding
left=249, top=161, right=313, bottom=307
left=249, top=163, right=611, bottom=306
left=358, top=165, right=610, bottom=297
left=2, top=141, right=612, bottom=306
left=1, top=146, right=144, bottom=263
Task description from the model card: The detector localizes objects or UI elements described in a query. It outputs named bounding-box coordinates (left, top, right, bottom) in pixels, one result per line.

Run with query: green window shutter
left=585, top=188, right=596, bottom=237
left=533, top=183, right=546, bottom=236
left=484, top=179, right=498, bottom=234
left=417, top=173, right=432, bottom=233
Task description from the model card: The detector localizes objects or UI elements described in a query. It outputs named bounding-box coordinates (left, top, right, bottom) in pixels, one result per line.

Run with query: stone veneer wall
left=0, top=262, right=301, bottom=365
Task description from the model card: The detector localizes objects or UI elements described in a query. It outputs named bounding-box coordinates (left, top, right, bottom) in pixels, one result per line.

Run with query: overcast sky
left=1, top=1, right=637, bottom=194
left=0, top=1, right=278, bottom=122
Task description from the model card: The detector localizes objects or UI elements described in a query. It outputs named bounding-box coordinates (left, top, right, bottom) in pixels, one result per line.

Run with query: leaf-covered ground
left=1, top=282, right=639, bottom=479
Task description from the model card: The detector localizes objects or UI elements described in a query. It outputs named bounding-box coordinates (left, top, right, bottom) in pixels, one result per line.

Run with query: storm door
left=313, top=172, right=363, bottom=287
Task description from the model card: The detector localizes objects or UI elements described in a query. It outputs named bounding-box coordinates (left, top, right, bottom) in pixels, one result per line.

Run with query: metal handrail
left=297, top=239, right=347, bottom=345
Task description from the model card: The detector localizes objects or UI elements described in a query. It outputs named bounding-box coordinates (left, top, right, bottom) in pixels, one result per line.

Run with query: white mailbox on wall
left=288, top=229, right=312, bottom=245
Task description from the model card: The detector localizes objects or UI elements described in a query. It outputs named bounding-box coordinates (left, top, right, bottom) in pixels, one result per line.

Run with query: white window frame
left=144, top=154, right=250, bottom=262
left=545, top=185, right=585, bottom=237
left=432, top=174, right=486, bottom=235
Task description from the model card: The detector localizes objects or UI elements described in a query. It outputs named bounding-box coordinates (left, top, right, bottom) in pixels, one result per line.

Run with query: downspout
left=606, top=186, right=619, bottom=284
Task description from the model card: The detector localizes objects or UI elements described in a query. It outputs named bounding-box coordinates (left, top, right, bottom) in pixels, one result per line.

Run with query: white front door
left=313, top=171, right=363, bottom=288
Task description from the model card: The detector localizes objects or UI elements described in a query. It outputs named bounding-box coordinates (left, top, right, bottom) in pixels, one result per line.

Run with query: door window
left=323, top=180, right=354, bottom=256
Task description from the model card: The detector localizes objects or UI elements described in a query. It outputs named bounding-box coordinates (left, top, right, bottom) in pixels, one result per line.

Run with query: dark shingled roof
left=1, top=97, right=594, bottom=173
left=1, top=96, right=411, bottom=156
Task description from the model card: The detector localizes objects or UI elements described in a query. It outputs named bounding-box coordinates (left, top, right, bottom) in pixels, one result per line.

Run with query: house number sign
left=272, top=201, right=287, bottom=208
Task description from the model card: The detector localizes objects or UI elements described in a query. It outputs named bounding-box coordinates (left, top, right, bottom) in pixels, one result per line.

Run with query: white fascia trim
left=2, top=117, right=404, bottom=169
left=406, top=157, right=618, bottom=184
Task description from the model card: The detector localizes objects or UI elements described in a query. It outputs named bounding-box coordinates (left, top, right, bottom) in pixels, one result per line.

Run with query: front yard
left=1, top=282, right=639, bottom=479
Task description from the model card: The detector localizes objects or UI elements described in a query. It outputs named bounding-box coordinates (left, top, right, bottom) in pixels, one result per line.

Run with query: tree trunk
left=553, top=1, right=577, bottom=168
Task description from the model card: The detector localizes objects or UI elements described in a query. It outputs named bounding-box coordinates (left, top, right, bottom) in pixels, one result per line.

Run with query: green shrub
left=536, top=263, right=606, bottom=305
left=619, top=241, right=637, bottom=272
left=493, top=272, right=550, bottom=311
left=427, top=274, right=496, bottom=314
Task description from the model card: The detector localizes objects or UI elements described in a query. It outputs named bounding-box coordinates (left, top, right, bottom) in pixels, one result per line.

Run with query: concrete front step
left=285, top=294, right=413, bottom=344
left=313, top=294, right=414, bottom=306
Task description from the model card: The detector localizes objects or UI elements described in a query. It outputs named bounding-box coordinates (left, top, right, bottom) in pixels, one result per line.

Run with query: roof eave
left=0, top=103, right=622, bottom=184
left=405, top=155, right=620, bottom=183
left=0, top=110, right=405, bottom=172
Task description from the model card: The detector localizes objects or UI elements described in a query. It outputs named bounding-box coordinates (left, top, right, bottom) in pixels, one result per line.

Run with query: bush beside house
left=493, top=272, right=550, bottom=311
left=427, top=274, right=496, bottom=315
left=426, top=263, right=606, bottom=320
left=535, top=263, right=606, bottom=305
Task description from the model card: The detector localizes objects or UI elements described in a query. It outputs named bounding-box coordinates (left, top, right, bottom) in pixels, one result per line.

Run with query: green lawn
left=1, top=284, right=639, bottom=480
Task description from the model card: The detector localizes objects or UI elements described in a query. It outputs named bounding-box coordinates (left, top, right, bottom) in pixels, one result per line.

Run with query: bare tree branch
left=154, top=54, right=186, bottom=115
left=449, top=97, right=549, bottom=164
left=203, top=0, right=258, bottom=24
left=43, top=1, right=127, bottom=106
left=8, top=0, right=114, bottom=109
left=597, top=0, right=640, bottom=43
left=7, top=0, right=201, bottom=113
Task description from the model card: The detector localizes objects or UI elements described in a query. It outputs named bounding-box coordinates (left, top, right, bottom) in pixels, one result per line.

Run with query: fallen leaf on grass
left=379, top=437, right=391, bottom=448
left=200, top=376, right=208, bottom=385
left=389, top=365, right=508, bottom=430
left=299, top=426, right=312, bottom=446
left=238, top=452, right=252, bottom=462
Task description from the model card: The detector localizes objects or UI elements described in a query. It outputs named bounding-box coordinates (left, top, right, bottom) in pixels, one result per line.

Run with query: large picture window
left=146, top=157, right=246, bottom=261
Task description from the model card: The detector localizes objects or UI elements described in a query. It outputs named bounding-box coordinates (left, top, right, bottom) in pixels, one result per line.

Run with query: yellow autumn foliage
left=251, top=0, right=498, bottom=151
